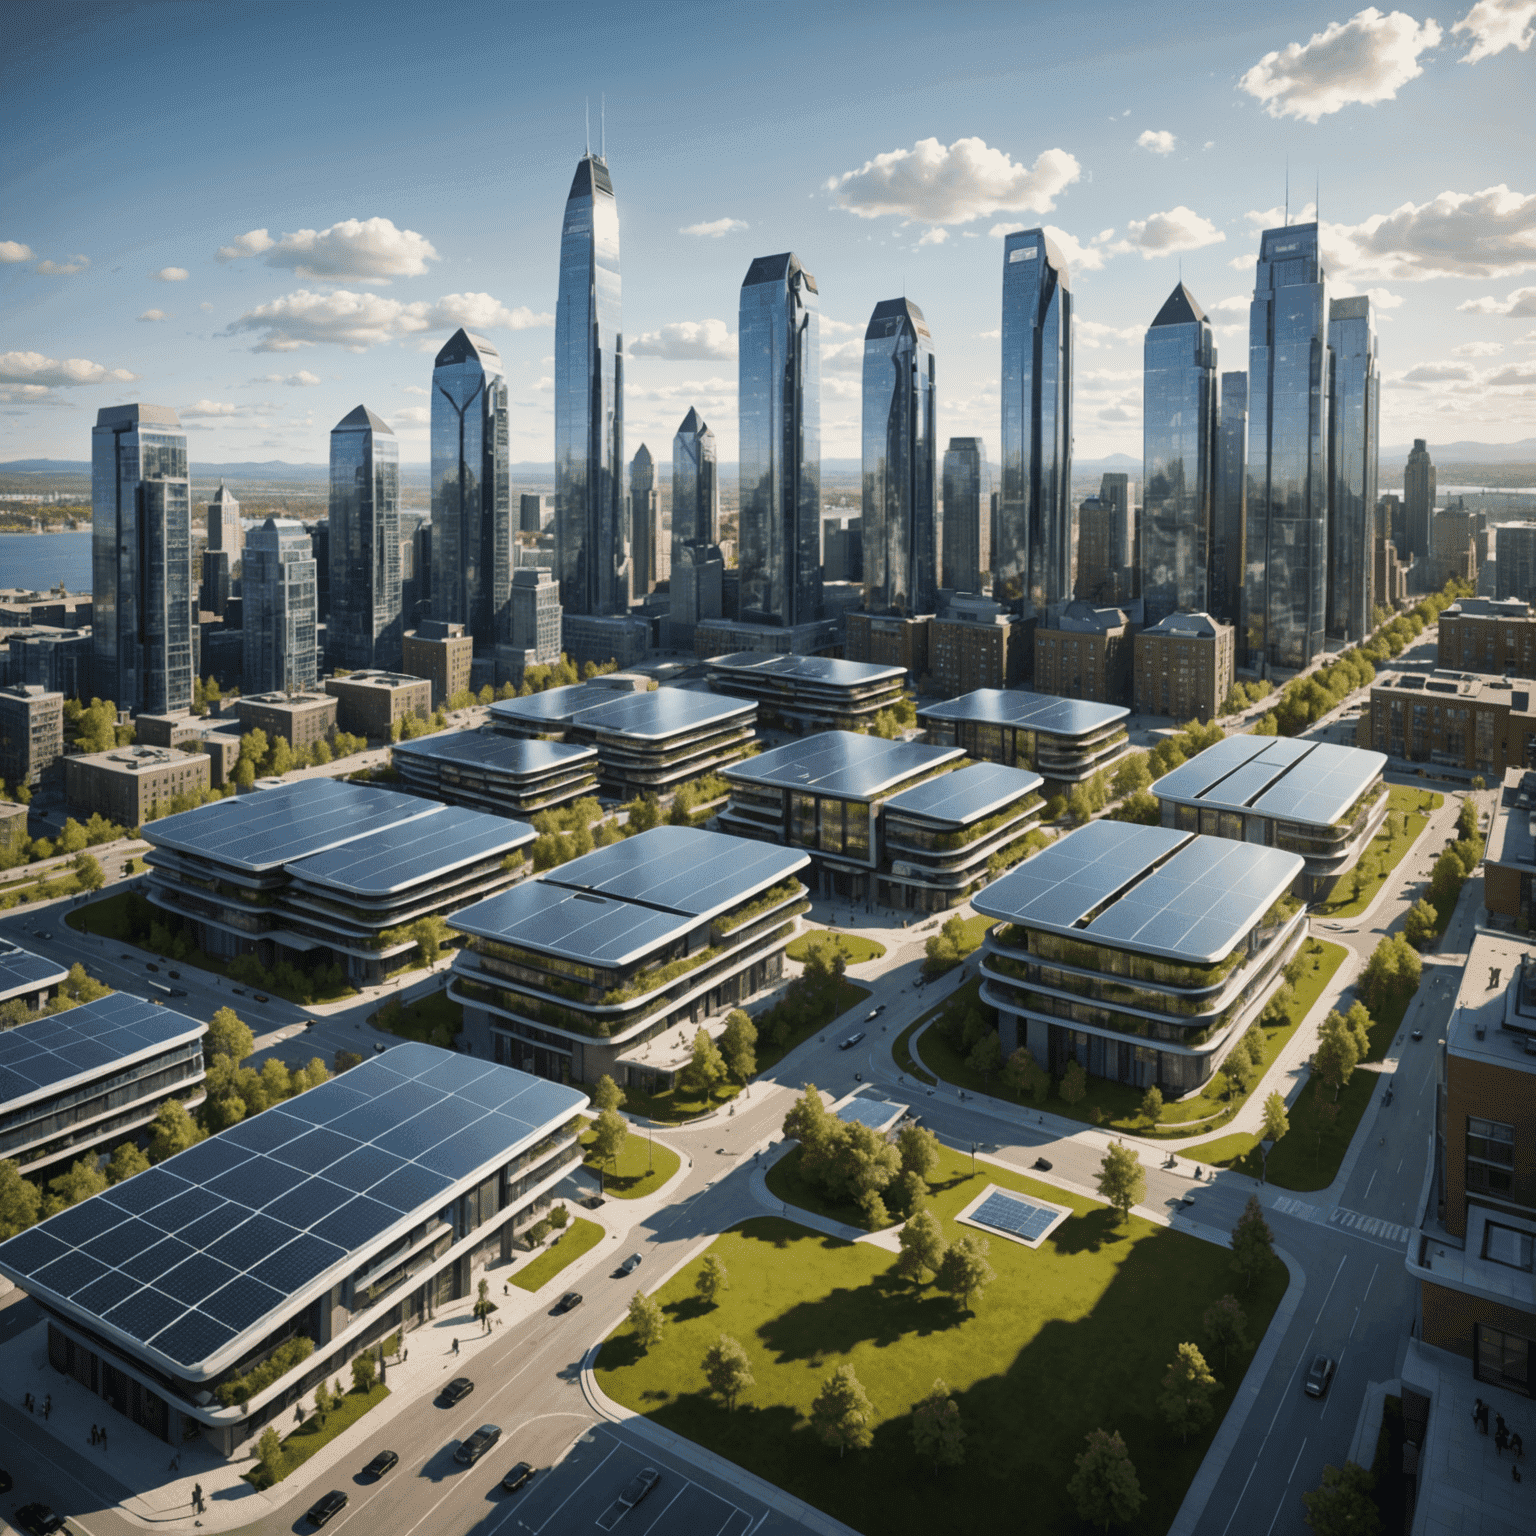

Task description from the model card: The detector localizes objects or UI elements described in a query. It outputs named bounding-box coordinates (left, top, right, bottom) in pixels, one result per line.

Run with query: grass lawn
left=787, top=931, right=887, bottom=965
left=763, top=1144, right=871, bottom=1228
left=755, top=980, right=873, bottom=1077
left=373, top=988, right=462, bottom=1048
left=243, top=1383, right=390, bottom=1488
left=921, top=912, right=995, bottom=978
left=1315, top=785, right=1442, bottom=918
left=510, top=1217, right=605, bottom=1293
left=580, top=1118, right=682, bottom=1198
left=597, top=1150, right=1287, bottom=1536
left=891, top=1017, right=936, bottom=1086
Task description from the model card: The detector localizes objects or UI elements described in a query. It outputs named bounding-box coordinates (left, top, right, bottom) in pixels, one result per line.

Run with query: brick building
left=845, top=612, right=931, bottom=677
left=1132, top=611, right=1234, bottom=723
left=402, top=620, right=474, bottom=707
left=929, top=595, right=1025, bottom=695
left=1437, top=597, right=1536, bottom=677
left=233, top=691, right=338, bottom=752
left=0, top=683, right=64, bottom=788
left=65, top=745, right=211, bottom=826
left=1360, top=669, right=1536, bottom=775
left=324, top=671, right=431, bottom=738
left=1033, top=601, right=1133, bottom=706
left=1484, top=766, right=1536, bottom=928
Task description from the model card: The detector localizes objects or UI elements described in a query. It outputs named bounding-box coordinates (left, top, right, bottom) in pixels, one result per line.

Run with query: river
left=0, top=531, right=92, bottom=593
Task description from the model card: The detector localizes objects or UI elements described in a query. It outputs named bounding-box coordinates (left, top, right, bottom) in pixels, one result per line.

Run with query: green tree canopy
left=1203, top=1294, right=1249, bottom=1368
left=678, top=1028, right=728, bottom=1099
left=718, top=1009, right=758, bottom=1084
left=627, top=1289, right=666, bottom=1352
left=1231, top=1195, right=1275, bottom=1290
left=910, top=1379, right=965, bottom=1475
left=1158, top=1341, right=1220, bottom=1441
left=1302, top=1461, right=1382, bottom=1536
left=591, top=1073, right=626, bottom=1113
left=206, top=1006, right=255, bottom=1064
left=1067, top=1428, right=1145, bottom=1532
left=893, top=1208, right=947, bottom=1285
left=696, top=1253, right=729, bottom=1306
left=701, top=1333, right=754, bottom=1411
left=811, top=1364, right=875, bottom=1458
left=936, top=1231, right=996, bottom=1313
left=590, top=1107, right=629, bottom=1174
left=1261, top=1091, right=1290, bottom=1143
left=896, top=1122, right=942, bottom=1181
left=1095, top=1143, right=1145, bottom=1223
left=0, top=1156, right=41, bottom=1238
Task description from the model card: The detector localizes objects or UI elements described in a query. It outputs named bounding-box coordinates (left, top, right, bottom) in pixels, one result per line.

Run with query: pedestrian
left=1473, top=1397, right=1486, bottom=1432
left=90, top=1425, right=97, bottom=1446
left=43, top=1394, right=51, bottom=1420
left=1479, top=1401, right=1491, bottom=1433
left=452, top=1336, right=459, bottom=1355
left=1513, top=1431, right=1525, bottom=1459
left=1514, top=1464, right=1523, bottom=1485
left=1497, top=1424, right=1509, bottom=1457
left=100, top=1425, right=106, bottom=1448
left=1498, top=1411, right=1509, bottom=1442
left=24, top=1392, right=32, bottom=1413
left=193, top=1483, right=203, bottom=1512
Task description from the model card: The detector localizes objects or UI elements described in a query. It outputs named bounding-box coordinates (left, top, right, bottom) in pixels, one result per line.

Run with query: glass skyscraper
left=1141, top=283, right=1216, bottom=626
left=329, top=405, right=401, bottom=670
left=672, top=407, right=718, bottom=553
left=941, top=437, right=991, bottom=595
left=1243, top=221, right=1330, bottom=673
left=91, top=403, right=194, bottom=716
left=999, top=229, right=1072, bottom=614
left=861, top=298, right=936, bottom=616
left=1327, top=296, right=1380, bottom=641
left=630, top=444, right=658, bottom=596
left=1213, top=372, right=1247, bottom=627
left=739, top=252, right=821, bottom=628
left=1404, top=438, right=1436, bottom=569
left=431, top=327, right=510, bottom=649
left=555, top=153, right=627, bottom=616
left=242, top=518, right=317, bottom=694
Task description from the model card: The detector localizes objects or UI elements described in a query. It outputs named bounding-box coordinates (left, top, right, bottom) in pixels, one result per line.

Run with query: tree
left=473, top=1277, right=493, bottom=1329
left=1068, top=1428, right=1145, bottom=1532
left=893, top=1208, right=948, bottom=1285
left=678, top=1028, right=727, bottom=1100
left=701, top=1333, right=754, bottom=1411
left=1400, top=897, right=1434, bottom=949
left=1343, top=1001, right=1373, bottom=1060
left=1060, top=1059, right=1087, bottom=1106
left=897, top=1122, right=942, bottom=1181
left=628, top=1289, right=666, bottom=1351
left=1111, top=753, right=1152, bottom=799
left=718, top=1009, right=758, bottom=1084
left=351, top=1352, right=377, bottom=1393
left=1261, top=1091, right=1290, bottom=1144
left=888, top=1168, right=929, bottom=1219
left=206, top=1006, right=255, bottom=1065
left=1159, top=1341, right=1220, bottom=1441
left=1203, top=1294, right=1249, bottom=1369
left=1140, top=1085, right=1164, bottom=1124
left=1095, top=1143, right=1145, bottom=1224
left=811, top=1364, right=875, bottom=1458
left=256, top=1425, right=284, bottom=1485
left=148, top=1098, right=205, bottom=1161
left=313, top=1379, right=333, bottom=1424
left=64, top=963, right=110, bottom=1004
left=408, top=914, right=451, bottom=967
left=0, top=1157, right=41, bottom=1238
left=782, top=1083, right=831, bottom=1150
left=72, top=851, right=105, bottom=892
left=590, top=1107, right=629, bottom=1182
left=910, top=1379, right=965, bottom=1475
left=936, top=1231, right=996, bottom=1313
left=106, top=1141, right=151, bottom=1184
left=1002, top=1046, right=1036, bottom=1101
left=1242, top=1024, right=1267, bottom=1068
left=1302, top=1461, right=1382, bottom=1536
left=1231, top=1195, right=1275, bottom=1290
left=967, top=1029, right=1003, bottom=1078
left=1314, top=1014, right=1360, bottom=1101
left=591, top=1073, right=626, bottom=1113
left=696, top=1254, right=729, bottom=1306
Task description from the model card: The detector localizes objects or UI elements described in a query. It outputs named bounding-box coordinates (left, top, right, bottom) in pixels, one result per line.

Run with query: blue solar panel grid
left=392, top=729, right=597, bottom=775
left=581, top=686, right=755, bottom=741
left=726, top=730, right=961, bottom=800
left=0, top=943, right=68, bottom=1000
left=958, top=1185, right=1070, bottom=1248
left=449, top=879, right=692, bottom=965
left=918, top=687, right=1128, bottom=737
left=884, top=761, right=1044, bottom=825
left=709, top=652, right=906, bottom=686
left=834, top=1096, right=905, bottom=1131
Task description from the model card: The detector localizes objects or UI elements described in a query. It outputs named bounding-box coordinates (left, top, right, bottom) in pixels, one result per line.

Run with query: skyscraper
left=739, top=252, right=821, bottom=628
left=999, top=228, right=1072, bottom=614
left=1076, top=473, right=1134, bottom=606
left=431, top=328, right=510, bottom=649
left=672, top=407, right=718, bottom=552
left=1327, top=297, right=1380, bottom=641
left=630, top=444, right=658, bottom=597
left=555, top=152, right=627, bottom=616
left=1243, top=221, right=1330, bottom=673
left=941, top=438, right=991, bottom=595
left=91, top=404, right=195, bottom=716
left=329, top=405, right=402, bottom=671
left=242, top=518, right=317, bottom=694
left=1404, top=438, right=1436, bottom=570
left=1141, top=283, right=1217, bottom=626
left=1212, top=372, right=1247, bottom=626
left=207, top=482, right=241, bottom=561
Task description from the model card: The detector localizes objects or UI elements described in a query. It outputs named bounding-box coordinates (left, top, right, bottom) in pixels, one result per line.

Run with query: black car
left=254, top=993, right=269, bottom=1003
left=840, top=1031, right=865, bottom=1050
left=1033, top=1157, right=1053, bottom=1171
left=146, top=962, right=159, bottom=972
left=618, top=1468, right=661, bottom=1508
left=441, top=1376, right=474, bottom=1405
left=167, top=970, right=180, bottom=979
left=554, top=1291, right=583, bottom=1314
left=1411, top=1029, right=1423, bottom=1041
left=231, top=986, right=246, bottom=994
left=14, top=1507, right=66, bottom=1536
left=455, top=1425, right=502, bottom=1465
left=1304, top=1355, right=1336, bottom=1398
left=502, top=1461, right=535, bottom=1492
left=616, top=1252, right=643, bottom=1276
left=363, top=1450, right=398, bottom=1478
left=305, top=1491, right=349, bottom=1526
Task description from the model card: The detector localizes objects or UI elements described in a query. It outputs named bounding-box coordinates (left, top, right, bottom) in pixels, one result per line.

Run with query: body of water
left=0, top=531, right=92, bottom=593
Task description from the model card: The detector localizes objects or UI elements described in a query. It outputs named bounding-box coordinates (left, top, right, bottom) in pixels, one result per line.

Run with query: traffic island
left=510, top=1217, right=605, bottom=1293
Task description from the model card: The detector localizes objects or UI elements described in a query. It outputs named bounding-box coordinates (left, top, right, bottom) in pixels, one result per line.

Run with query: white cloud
left=821, top=340, right=865, bottom=376
left=36, top=255, right=89, bottom=276
left=1076, top=320, right=1143, bottom=348
left=1365, top=286, right=1405, bottom=309
left=1399, top=362, right=1478, bottom=382
left=1453, top=340, right=1505, bottom=355
left=152, top=266, right=188, bottom=282
left=0, top=241, right=33, bottom=263
left=1212, top=295, right=1250, bottom=312
left=250, top=370, right=322, bottom=387
left=978, top=328, right=1001, bottom=339
left=224, top=288, right=553, bottom=351
left=182, top=400, right=241, bottom=417
left=1453, top=0, right=1536, bottom=61
left=138, top=309, right=167, bottom=322
left=1118, top=206, right=1225, bottom=257
left=1240, top=10, right=1443, bottom=122
left=1137, top=129, right=1176, bottom=155
left=679, top=217, right=748, bottom=237
left=0, top=351, right=138, bottom=387
left=819, top=317, right=865, bottom=338
left=1458, top=283, right=1536, bottom=316
left=1229, top=252, right=1260, bottom=271
left=918, top=228, right=949, bottom=246
left=0, top=383, right=52, bottom=403
left=1324, top=185, right=1536, bottom=281
left=199, top=301, right=214, bottom=312
left=215, top=217, right=437, bottom=284
left=1486, top=361, right=1536, bottom=384
left=402, top=384, right=428, bottom=395
left=827, top=137, right=1080, bottom=225
left=628, top=319, right=736, bottom=361
left=424, top=292, right=551, bottom=333
left=391, top=406, right=430, bottom=426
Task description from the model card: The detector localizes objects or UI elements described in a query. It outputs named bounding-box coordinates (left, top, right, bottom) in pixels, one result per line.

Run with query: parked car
left=554, top=1291, right=583, bottom=1314
left=362, top=1450, right=398, bottom=1478
left=145, top=963, right=159, bottom=972
left=501, top=1461, right=535, bottom=1492
left=304, top=1491, right=348, bottom=1526
left=840, top=1031, right=866, bottom=1050
left=231, top=986, right=247, bottom=995
left=440, top=1376, right=474, bottom=1405
left=167, top=970, right=180, bottom=979
left=1411, top=1029, right=1423, bottom=1041
left=1032, top=1157, right=1053, bottom=1172
left=253, top=993, right=269, bottom=1003
left=1304, top=1355, right=1336, bottom=1398
left=617, top=1253, right=642, bottom=1276
left=14, top=1507, right=67, bottom=1536
left=618, top=1468, right=660, bottom=1509
left=455, top=1425, right=502, bottom=1465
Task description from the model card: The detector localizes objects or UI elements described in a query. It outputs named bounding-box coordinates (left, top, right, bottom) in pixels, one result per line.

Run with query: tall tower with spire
left=330, top=405, right=401, bottom=669
left=630, top=444, right=658, bottom=596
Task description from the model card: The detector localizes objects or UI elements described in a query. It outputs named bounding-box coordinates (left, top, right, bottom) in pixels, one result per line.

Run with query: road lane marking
left=525, top=1444, right=619, bottom=1535
left=1287, top=1439, right=1308, bottom=1484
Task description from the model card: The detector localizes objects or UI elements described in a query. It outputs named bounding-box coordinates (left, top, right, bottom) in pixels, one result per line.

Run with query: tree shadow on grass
left=662, top=1295, right=715, bottom=1324
left=1046, top=1206, right=1131, bottom=1256
left=756, top=1272, right=961, bottom=1361
left=596, top=1334, right=644, bottom=1371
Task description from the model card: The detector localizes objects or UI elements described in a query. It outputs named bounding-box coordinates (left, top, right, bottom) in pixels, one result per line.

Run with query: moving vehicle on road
left=1033, top=1157, right=1052, bottom=1171
left=502, top=1461, right=535, bottom=1492
left=362, top=1450, right=398, bottom=1478
left=840, top=1031, right=865, bottom=1049
left=440, top=1377, right=474, bottom=1405
left=1411, top=1029, right=1423, bottom=1041
left=865, top=1005, right=886, bottom=1020
left=1304, top=1355, right=1336, bottom=1397
left=616, top=1253, right=642, bottom=1276
left=455, top=1425, right=502, bottom=1465
left=618, top=1468, right=661, bottom=1508
left=254, top=993, right=269, bottom=1002
left=14, top=1506, right=67, bottom=1536
left=305, top=1491, right=348, bottom=1526
left=554, top=1291, right=583, bottom=1314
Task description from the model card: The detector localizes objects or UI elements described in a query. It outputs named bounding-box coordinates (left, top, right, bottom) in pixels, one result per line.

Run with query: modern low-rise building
left=66, top=745, right=211, bottom=827
left=1152, top=733, right=1388, bottom=899
left=392, top=729, right=598, bottom=818
left=324, top=671, right=431, bottom=738
left=0, top=1043, right=586, bottom=1455
left=232, top=691, right=338, bottom=753
left=1482, top=766, right=1536, bottom=927
left=0, top=939, right=69, bottom=1015
left=1360, top=670, right=1536, bottom=776
left=0, top=682, right=64, bottom=788
left=4, top=627, right=91, bottom=702
left=917, top=688, right=1132, bottom=787
left=402, top=621, right=474, bottom=708
left=1437, top=597, right=1536, bottom=678
left=0, top=993, right=206, bottom=1177
left=975, top=820, right=1307, bottom=1093
left=560, top=613, right=650, bottom=673
left=1133, top=611, right=1235, bottom=724
left=703, top=652, right=907, bottom=734
left=929, top=595, right=1026, bottom=695
left=452, top=826, right=809, bottom=1089
left=1034, top=602, right=1135, bottom=706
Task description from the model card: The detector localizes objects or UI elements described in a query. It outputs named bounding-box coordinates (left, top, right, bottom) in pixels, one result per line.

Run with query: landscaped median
left=510, top=1216, right=605, bottom=1293
left=1314, top=784, right=1442, bottom=918
left=580, top=1116, right=682, bottom=1199
left=245, top=1380, right=390, bottom=1489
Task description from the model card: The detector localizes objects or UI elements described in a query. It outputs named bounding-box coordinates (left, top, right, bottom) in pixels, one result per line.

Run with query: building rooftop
left=1043, top=600, right=1130, bottom=634
left=1153, top=735, right=1386, bottom=828
left=727, top=730, right=962, bottom=801
left=1485, top=766, right=1536, bottom=870
left=1380, top=670, right=1529, bottom=708
left=1141, top=610, right=1225, bottom=638
left=1448, top=931, right=1536, bottom=1078
left=706, top=652, right=908, bottom=687
left=0, top=1044, right=585, bottom=1378
left=918, top=687, right=1129, bottom=737
left=490, top=683, right=752, bottom=740
left=1438, top=596, right=1530, bottom=620
left=392, top=728, right=597, bottom=776
left=329, top=671, right=424, bottom=690
left=72, top=745, right=210, bottom=774
left=974, top=819, right=1303, bottom=963
left=884, top=761, right=1043, bottom=826
left=0, top=941, right=69, bottom=1001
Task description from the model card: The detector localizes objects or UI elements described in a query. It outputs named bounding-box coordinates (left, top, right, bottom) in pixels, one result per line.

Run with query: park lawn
left=597, top=1152, right=1287, bottom=1536
left=891, top=1017, right=936, bottom=1086
left=580, top=1118, right=681, bottom=1198
left=1315, top=785, right=1443, bottom=918
left=373, top=989, right=462, bottom=1048
left=764, top=1144, right=870, bottom=1228
left=787, top=931, right=888, bottom=966
left=921, top=912, right=995, bottom=977
left=510, top=1217, right=605, bottom=1293
left=243, top=1383, right=390, bottom=1488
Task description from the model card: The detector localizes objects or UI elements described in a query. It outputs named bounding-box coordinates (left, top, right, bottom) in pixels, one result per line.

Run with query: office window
left=1475, top=1323, right=1533, bottom=1392
left=1484, top=1222, right=1535, bottom=1273
left=1467, top=1115, right=1515, bottom=1195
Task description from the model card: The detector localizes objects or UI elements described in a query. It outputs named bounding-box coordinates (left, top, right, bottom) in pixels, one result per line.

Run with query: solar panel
left=884, top=761, right=1044, bottom=826
left=918, top=688, right=1129, bottom=737
left=970, top=1191, right=1060, bottom=1243
left=449, top=879, right=695, bottom=967
left=707, top=652, right=907, bottom=686
left=392, top=729, right=597, bottom=776
left=490, top=682, right=753, bottom=739
left=834, top=1096, right=905, bottom=1132
left=0, top=943, right=69, bottom=1001
left=1154, top=735, right=1385, bottom=829
left=726, top=730, right=962, bottom=800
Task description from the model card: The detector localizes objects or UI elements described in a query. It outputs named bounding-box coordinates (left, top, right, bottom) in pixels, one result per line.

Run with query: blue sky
left=3, top=0, right=1534, bottom=467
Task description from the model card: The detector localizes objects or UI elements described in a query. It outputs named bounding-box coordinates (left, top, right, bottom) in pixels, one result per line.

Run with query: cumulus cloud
left=182, top=400, right=240, bottom=417
left=0, top=241, right=33, bottom=263
left=679, top=217, right=748, bottom=237
left=1212, top=295, right=1251, bottom=312
left=0, top=351, right=139, bottom=387
left=918, top=228, right=949, bottom=246
left=819, top=317, right=865, bottom=338
left=1240, top=9, right=1443, bottom=122
left=1453, top=0, right=1536, bottom=60
left=1324, top=185, right=1536, bottom=281
left=827, top=137, right=1080, bottom=225
left=629, top=319, right=736, bottom=360
left=1118, top=206, right=1225, bottom=257
left=224, top=288, right=553, bottom=351
left=391, top=406, right=430, bottom=426
left=152, top=267, right=188, bottom=282
left=36, top=255, right=89, bottom=275
left=1453, top=340, right=1505, bottom=355
left=1400, top=362, right=1478, bottom=382
left=1137, top=130, right=1176, bottom=155
left=1076, top=320, right=1143, bottom=348
left=1458, top=283, right=1536, bottom=316
left=251, top=370, right=322, bottom=386
left=1365, top=286, right=1406, bottom=309
left=138, top=309, right=167, bottom=323
left=215, top=218, right=437, bottom=284
left=1485, top=361, right=1536, bottom=384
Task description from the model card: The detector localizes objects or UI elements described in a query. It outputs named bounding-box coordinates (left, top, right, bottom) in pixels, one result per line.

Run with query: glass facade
left=1141, top=284, right=1216, bottom=626
left=999, top=229, right=1072, bottom=615
left=739, top=252, right=822, bottom=628
left=1213, top=372, right=1247, bottom=627
left=91, top=404, right=194, bottom=716
left=630, top=444, right=657, bottom=596
left=672, top=407, right=718, bottom=551
left=941, top=437, right=991, bottom=595
left=555, top=154, right=627, bottom=616
left=1243, top=222, right=1330, bottom=673
left=1327, top=297, right=1379, bottom=642
left=241, top=518, right=317, bottom=694
left=431, top=329, right=511, bottom=649
left=328, top=406, right=401, bottom=670
left=862, top=298, right=936, bottom=616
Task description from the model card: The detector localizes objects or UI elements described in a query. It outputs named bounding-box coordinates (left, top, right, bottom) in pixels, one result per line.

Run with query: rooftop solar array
left=1154, top=735, right=1385, bottom=828
left=707, top=652, right=907, bottom=686
left=449, top=880, right=695, bottom=966
left=974, top=819, right=1304, bottom=962
left=487, top=682, right=606, bottom=725
left=490, top=684, right=753, bottom=740
left=0, top=942, right=68, bottom=1002
left=884, top=761, right=1043, bottom=826
left=0, top=993, right=204, bottom=1113
left=726, top=730, right=961, bottom=800
left=918, top=688, right=1128, bottom=737
left=392, top=729, right=597, bottom=775
left=0, top=1043, right=586, bottom=1376
left=834, top=1095, right=906, bottom=1133
left=959, top=1186, right=1070, bottom=1248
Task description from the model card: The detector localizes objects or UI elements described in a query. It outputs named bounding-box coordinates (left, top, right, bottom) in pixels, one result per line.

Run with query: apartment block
left=402, top=620, right=474, bottom=707
left=1132, top=611, right=1234, bottom=723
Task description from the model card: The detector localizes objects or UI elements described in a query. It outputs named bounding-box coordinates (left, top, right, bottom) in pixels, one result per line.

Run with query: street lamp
left=969, top=1141, right=976, bottom=1175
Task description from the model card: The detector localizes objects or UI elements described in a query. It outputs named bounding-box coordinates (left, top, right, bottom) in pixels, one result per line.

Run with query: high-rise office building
left=999, top=229, right=1072, bottom=614
left=1212, top=372, right=1247, bottom=627
left=861, top=298, right=936, bottom=616
left=1142, top=283, right=1216, bottom=626
left=672, top=408, right=718, bottom=552
left=1404, top=439, right=1436, bottom=569
left=555, top=152, right=627, bottom=617
left=1327, top=297, right=1380, bottom=641
left=630, top=445, right=658, bottom=597
left=431, top=328, right=511, bottom=650
left=207, top=482, right=241, bottom=562
left=509, top=568, right=562, bottom=666
left=519, top=494, right=546, bottom=535
left=1495, top=523, right=1536, bottom=604
left=91, top=404, right=195, bottom=716
left=941, top=438, right=991, bottom=596
left=1076, top=473, right=1135, bottom=607
left=329, top=405, right=402, bottom=671
left=739, top=252, right=821, bottom=628
left=1243, top=222, right=1330, bottom=673
left=242, top=518, right=317, bottom=695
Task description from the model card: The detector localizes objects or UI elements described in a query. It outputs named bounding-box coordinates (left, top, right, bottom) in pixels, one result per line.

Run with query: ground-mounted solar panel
left=957, top=1184, right=1071, bottom=1248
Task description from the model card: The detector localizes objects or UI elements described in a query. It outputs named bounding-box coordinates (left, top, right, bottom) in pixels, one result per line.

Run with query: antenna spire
left=1285, top=157, right=1289, bottom=226
left=601, top=94, right=606, bottom=159
left=585, top=98, right=590, bottom=157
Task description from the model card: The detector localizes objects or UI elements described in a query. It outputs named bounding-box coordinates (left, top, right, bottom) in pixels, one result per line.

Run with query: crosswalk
left=1268, top=1195, right=1412, bottom=1247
